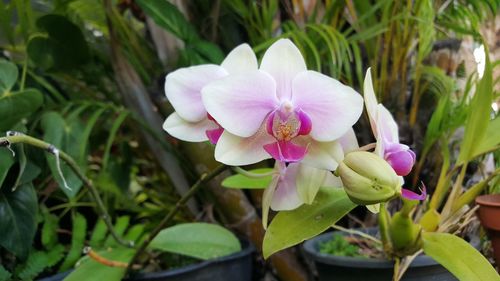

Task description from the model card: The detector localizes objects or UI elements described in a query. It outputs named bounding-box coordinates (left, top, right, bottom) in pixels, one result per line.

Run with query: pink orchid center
left=384, top=143, right=416, bottom=176
left=263, top=104, right=311, bottom=162
left=205, top=113, right=224, bottom=145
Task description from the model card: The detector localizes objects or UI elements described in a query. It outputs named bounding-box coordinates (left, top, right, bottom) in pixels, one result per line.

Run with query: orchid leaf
left=0, top=59, right=17, bottom=94
left=422, top=232, right=499, bottom=281
left=457, top=43, right=493, bottom=164
left=149, top=223, right=241, bottom=260
left=0, top=89, right=43, bottom=131
left=263, top=187, right=356, bottom=258
left=222, top=168, right=273, bottom=189
left=470, top=116, right=500, bottom=159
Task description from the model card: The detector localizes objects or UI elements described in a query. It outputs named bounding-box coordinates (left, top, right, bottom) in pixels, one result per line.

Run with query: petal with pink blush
left=296, top=109, right=312, bottom=135
left=376, top=105, right=399, bottom=144
left=298, top=137, right=344, bottom=171
left=221, top=43, right=258, bottom=74
left=202, top=71, right=279, bottom=137
left=292, top=71, right=363, bottom=142
left=271, top=163, right=303, bottom=211
left=206, top=127, right=224, bottom=144
left=401, top=184, right=427, bottom=201
left=263, top=141, right=307, bottom=162
left=165, top=64, right=228, bottom=122
left=163, top=113, right=217, bottom=142
left=214, top=129, right=273, bottom=166
left=260, top=39, right=307, bottom=100
left=385, top=145, right=416, bottom=176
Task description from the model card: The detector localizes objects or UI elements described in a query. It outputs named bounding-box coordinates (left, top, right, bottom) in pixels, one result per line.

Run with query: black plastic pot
left=303, top=230, right=457, bottom=281
left=37, top=240, right=254, bottom=281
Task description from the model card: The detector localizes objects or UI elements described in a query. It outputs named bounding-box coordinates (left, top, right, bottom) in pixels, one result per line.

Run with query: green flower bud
left=337, top=151, right=401, bottom=205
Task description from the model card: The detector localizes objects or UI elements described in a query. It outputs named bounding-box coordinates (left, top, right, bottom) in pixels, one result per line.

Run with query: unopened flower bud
left=384, top=143, right=416, bottom=176
left=337, top=151, right=401, bottom=205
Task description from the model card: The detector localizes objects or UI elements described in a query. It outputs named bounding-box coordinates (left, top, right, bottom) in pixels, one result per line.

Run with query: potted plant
left=476, top=194, right=500, bottom=269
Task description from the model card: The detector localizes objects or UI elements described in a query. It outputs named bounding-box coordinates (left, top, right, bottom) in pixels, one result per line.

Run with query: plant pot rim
left=475, top=194, right=500, bottom=207
left=303, top=229, right=438, bottom=269
left=128, top=239, right=255, bottom=280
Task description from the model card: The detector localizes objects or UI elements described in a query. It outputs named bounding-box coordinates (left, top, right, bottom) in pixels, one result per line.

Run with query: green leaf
left=41, top=208, right=59, bottom=249
left=0, top=59, right=18, bottom=94
left=41, top=111, right=84, bottom=197
left=64, top=248, right=135, bottom=281
left=222, top=168, right=273, bottom=189
left=263, top=187, right=356, bottom=259
left=0, top=149, right=15, bottom=188
left=17, top=245, right=64, bottom=280
left=0, top=89, right=43, bottom=131
left=0, top=265, right=11, bottom=281
left=470, top=116, right=500, bottom=159
left=0, top=184, right=38, bottom=259
left=135, top=0, right=198, bottom=42
left=457, top=45, right=493, bottom=164
left=422, top=232, right=499, bottom=281
left=89, top=219, right=107, bottom=248
left=191, top=40, right=225, bottom=64
left=59, top=212, right=87, bottom=271
left=149, top=223, right=241, bottom=260
left=27, top=14, right=89, bottom=70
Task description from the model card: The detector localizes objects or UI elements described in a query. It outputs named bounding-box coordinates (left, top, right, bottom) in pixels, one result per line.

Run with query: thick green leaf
left=222, top=168, right=273, bottom=189
left=457, top=46, right=493, bottom=164
left=0, top=59, right=18, bottom=94
left=135, top=0, right=198, bottom=42
left=0, top=184, right=38, bottom=259
left=149, top=223, right=241, bottom=260
left=0, top=265, right=11, bottom=281
left=471, top=116, right=500, bottom=159
left=41, top=111, right=84, bottom=197
left=0, top=89, right=43, bottom=131
left=0, top=149, right=15, bottom=188
left=263, top=187, right=356, bottom=258
left=64, top=248, right=135, bottom=281
left=27, top=15, right=89, bottom=70
left=422, top=232, right=499, bottom=281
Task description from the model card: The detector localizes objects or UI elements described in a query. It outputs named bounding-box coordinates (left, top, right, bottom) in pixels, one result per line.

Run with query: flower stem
left=125, top=164, right=228, bottom=275
left=0, top=133, right=132, bottom=248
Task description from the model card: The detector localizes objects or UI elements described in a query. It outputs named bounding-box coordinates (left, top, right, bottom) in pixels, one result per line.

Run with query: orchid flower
left=261, top=161, right=342, bottom=228
left=363, top=68, right=426, bottom=201
left=202, top=39, right=363, bottom=171
left=163, top=44, right=257, bottom=144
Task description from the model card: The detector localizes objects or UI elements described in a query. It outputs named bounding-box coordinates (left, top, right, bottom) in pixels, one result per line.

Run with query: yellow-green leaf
left=263, top=187, right=356, bottom=259
left=422, top=232, right=499, bottom=281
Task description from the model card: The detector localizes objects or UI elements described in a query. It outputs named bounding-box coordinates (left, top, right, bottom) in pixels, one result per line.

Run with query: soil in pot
left=303, top=230, right=457, bottom=281
left=476, top=194, right=500, bottom=270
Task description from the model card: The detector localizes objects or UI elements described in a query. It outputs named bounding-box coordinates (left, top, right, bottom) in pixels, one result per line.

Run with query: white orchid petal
left=292, top=71, right=363, bottom=142
left=377, top=104, right=399, bottom=144
left=165, top=64, right=227, bottom=122
left=363, top=68, right=378, bottom=135
left=221, top=43, right=258, bottom=74
left=271, top=163, right=303, bottom=211
left=214, top=129, right=273, bottom=166
left=260, top=39, right=306, bottom=100
left=202, top=71, right=279, bottom=137
left=295, top=164, right=327, bottom=204
left=163, top=113, right=216, bottom=142
left=338, top=128, right=359, bottom=154
left=298, top=137, right=344, bottom=171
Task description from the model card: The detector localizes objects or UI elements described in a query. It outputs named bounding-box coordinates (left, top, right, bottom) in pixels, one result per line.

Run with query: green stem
left=20, top=56, right=28, bottom=91
left=393, top=257, right=401, bottom=281
left=125, top=164, right=228, bottom=275
left=0, top=133, right=132, bottom=248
